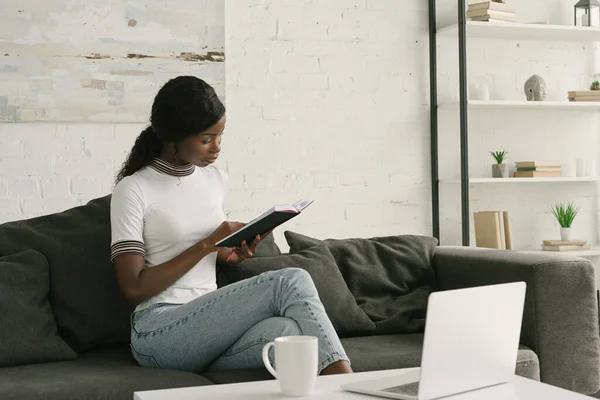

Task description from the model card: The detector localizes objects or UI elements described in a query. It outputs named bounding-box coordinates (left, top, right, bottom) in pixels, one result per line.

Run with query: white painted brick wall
left=0, top=0, right=432, bottom=250
left=0, top=123, right=138, bottom=219
left=223, top=0, right=431, bottom=248
left=3, top=0, right=591, bottom=253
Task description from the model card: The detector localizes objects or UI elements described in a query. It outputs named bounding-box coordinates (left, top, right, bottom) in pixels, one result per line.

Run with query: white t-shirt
left=110, top=157, right=228, bottom=312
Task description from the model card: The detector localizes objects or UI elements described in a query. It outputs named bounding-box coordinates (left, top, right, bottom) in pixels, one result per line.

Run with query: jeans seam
left=130, top=344, right=162, bottom=369
left=219, top=337, right=271, bottom=357
left=134, top=275, right=276, bottom=337
left=279, top=273, right=334, bottom=349
left=132, top=302, right=174, bottom=328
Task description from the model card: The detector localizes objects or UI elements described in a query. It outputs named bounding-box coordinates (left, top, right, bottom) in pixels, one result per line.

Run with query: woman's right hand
left=205, top=221, right=246, bottom=250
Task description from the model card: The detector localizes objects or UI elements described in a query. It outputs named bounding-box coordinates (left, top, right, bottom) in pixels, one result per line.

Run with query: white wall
left=2, top=0, right=596, bottom=252
left=0, top=0, right=432, bottom=250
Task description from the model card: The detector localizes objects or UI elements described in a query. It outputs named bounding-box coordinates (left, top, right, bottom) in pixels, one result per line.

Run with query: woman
left=110, top=75, right=352, bottom=375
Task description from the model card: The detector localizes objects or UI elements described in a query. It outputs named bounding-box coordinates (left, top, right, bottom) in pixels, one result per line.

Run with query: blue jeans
left=129, top=268, right=350, bottom=374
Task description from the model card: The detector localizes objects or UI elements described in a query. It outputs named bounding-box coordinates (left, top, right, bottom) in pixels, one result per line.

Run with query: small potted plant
left=591, top=80, right=600, bottom=90
left=550, top=202, right=579, bottom=241
left=490, top=149, right=509, bottom=178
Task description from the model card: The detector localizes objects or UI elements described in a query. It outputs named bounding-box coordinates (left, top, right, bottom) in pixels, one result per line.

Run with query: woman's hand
left=205, top=221, right=246, bottom=250
left=220, top=230, right=273, bottom=264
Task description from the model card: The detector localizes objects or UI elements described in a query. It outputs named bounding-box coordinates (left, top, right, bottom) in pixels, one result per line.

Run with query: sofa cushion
left=0, top=250, right=76, bottom=367
left=0, top=195, right=133, bottom=353
left=219, top=245, right=376, bottom=337
left=203, top=334, right=540, bottom=385
left=284, top=231, right=439, bottom=335
left=0, top=345, right=212, bottom=400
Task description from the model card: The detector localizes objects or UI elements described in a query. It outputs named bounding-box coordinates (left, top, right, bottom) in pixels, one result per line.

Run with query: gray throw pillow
left=221, top=245, right=376, bottom=337
left=284, top=231, right=439, bottom=335
left=0, top=195, right=133, bottom=352
left=252, top=233, right=282, bottom=257
left=0, top=250, right=76, bottom=367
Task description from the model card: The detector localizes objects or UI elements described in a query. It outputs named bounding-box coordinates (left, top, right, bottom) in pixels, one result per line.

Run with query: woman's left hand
left=223, top=231, right=272, bottom=264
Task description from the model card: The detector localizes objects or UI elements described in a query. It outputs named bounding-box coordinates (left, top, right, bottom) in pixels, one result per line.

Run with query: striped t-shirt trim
left=149, top=158, right=195, bottom=177
left=111, top=240, right=146, bottom=262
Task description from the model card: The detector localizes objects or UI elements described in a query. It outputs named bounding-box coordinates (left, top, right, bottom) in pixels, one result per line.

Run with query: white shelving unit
left=440, top=245, right=600, bottom=258
left=439, top=100, right=600, bottom=110
left=437, top=21, right=600, bottom=42
left=434, top=19, right=600, bottom=249
left=516, top=247, right=600, bottom=258
left=441, top=245, right=600, bottom=258
left=441, top=177, right=600, bottom=184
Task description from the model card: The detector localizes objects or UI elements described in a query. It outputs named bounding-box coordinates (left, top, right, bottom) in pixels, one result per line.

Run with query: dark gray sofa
left=0, top=196, right=598, bottom=400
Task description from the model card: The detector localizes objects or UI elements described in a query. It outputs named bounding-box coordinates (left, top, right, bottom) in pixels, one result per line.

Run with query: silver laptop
left=341, top=281, right=526, bottom=400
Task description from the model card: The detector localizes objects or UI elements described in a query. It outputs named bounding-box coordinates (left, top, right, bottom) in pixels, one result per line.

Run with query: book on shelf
left=513, top=170, right=562, bottom=178
left=515, top=161, right=561, bottom=169
left=503, top=211, right=512, bottom=250
left=513, top=161, right=562, bottom=177
left=467, top=1, right=515, bottom=22
left=474, top=210, right=512, bottom=250
left=468, top=1, right=515, bottom=13
left=568, top=90, right=600, bottom=102
left=541, top=240, right=590, bottom=252
left=516, top=167, right=561, bottom=172
left=215, top=199, right=314, bottom=248
left=468, top=14, right=516, bottom=22
left=542, top=239, right=588, bottom=246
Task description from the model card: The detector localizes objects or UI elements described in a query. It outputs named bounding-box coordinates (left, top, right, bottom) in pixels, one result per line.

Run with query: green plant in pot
left=550, top=202, right=579, bottom=241
left=591, top=80, right=600, bottom=90
left=490, top=149, right=509, bottom=178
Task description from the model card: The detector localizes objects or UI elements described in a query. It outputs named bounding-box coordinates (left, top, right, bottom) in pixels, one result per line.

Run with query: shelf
left=440, top=177, right=600, bottom=184
left=437, top=21, right=600, bottom=42
left=515, top=247, right=600, bottom=258
left=441, top=245, right=600, bottom=258
left=430, top=16, right=600, bottom=247
left=438, top=100, right=600, bottom=110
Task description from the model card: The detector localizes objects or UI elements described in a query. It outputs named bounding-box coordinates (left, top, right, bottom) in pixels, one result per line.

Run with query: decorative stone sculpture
left=524, top=75, right=547, bottom=101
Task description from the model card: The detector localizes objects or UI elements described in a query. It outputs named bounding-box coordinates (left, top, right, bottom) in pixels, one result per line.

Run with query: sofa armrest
left=433, top=246, right=600, bottom=395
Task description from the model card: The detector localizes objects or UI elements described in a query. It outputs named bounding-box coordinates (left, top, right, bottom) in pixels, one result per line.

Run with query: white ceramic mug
left=262, top=336, right=318, bottom=397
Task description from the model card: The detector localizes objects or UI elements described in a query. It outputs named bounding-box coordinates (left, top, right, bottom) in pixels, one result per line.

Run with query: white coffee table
left=133, top=368, right=591, bottom=399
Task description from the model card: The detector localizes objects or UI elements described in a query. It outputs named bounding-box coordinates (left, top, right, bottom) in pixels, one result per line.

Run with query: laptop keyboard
left=382, top=381, right=420, bottom=396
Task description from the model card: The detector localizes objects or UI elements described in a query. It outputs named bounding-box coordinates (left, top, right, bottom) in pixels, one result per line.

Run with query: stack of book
left=541, top=239, right=590, bottom=252
left=467, top=1, right=515, bottom=23
left=513, top=161, right=561, bottom=178
left=474, top=210, right=512, bottom=250
left=568, top=90, right=600, bottom=102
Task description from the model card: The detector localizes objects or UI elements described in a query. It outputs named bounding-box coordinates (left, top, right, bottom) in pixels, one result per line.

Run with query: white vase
left=469, top=83, right=490, bottom=101
left=560, top=227, right=572, bottom=241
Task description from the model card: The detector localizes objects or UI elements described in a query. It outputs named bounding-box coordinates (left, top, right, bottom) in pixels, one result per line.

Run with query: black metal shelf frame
left=428, top=0, right=471, bottom=246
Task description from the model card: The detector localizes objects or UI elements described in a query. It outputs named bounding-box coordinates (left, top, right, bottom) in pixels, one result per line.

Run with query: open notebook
left=216, top=199, right=314, bottom=248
